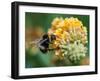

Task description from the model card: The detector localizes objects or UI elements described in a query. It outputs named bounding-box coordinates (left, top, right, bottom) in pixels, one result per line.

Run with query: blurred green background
left=25, top=12, right=89, bottom=68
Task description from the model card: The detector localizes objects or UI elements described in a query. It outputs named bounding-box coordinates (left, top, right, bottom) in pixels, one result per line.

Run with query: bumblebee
left=38, top=34, right=56, bottom=53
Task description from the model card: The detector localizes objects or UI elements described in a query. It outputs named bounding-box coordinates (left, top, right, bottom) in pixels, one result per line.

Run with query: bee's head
left=50, top=34, right=56, bottom=41
left=42, top=34, right=49, bottom=39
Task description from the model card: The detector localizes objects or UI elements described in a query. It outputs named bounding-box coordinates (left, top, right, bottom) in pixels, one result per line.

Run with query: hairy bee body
left=38, top=34, right=56, bottom=53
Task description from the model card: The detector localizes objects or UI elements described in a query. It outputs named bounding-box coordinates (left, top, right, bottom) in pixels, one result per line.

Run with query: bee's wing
left=29, top=38, right=42, bottom=46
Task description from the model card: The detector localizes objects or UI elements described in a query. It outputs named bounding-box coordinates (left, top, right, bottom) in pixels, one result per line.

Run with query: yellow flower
left=52, top=17, right=63, bottom=28
left=55, top=50, right=65, bottom=60
left=83, top=26, right=87, bottom=33
left=48, top=17, right=88, bottom=59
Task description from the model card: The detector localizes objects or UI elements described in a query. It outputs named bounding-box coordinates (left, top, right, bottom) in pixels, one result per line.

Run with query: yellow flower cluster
left=48, top=17, right=88, bottom=59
